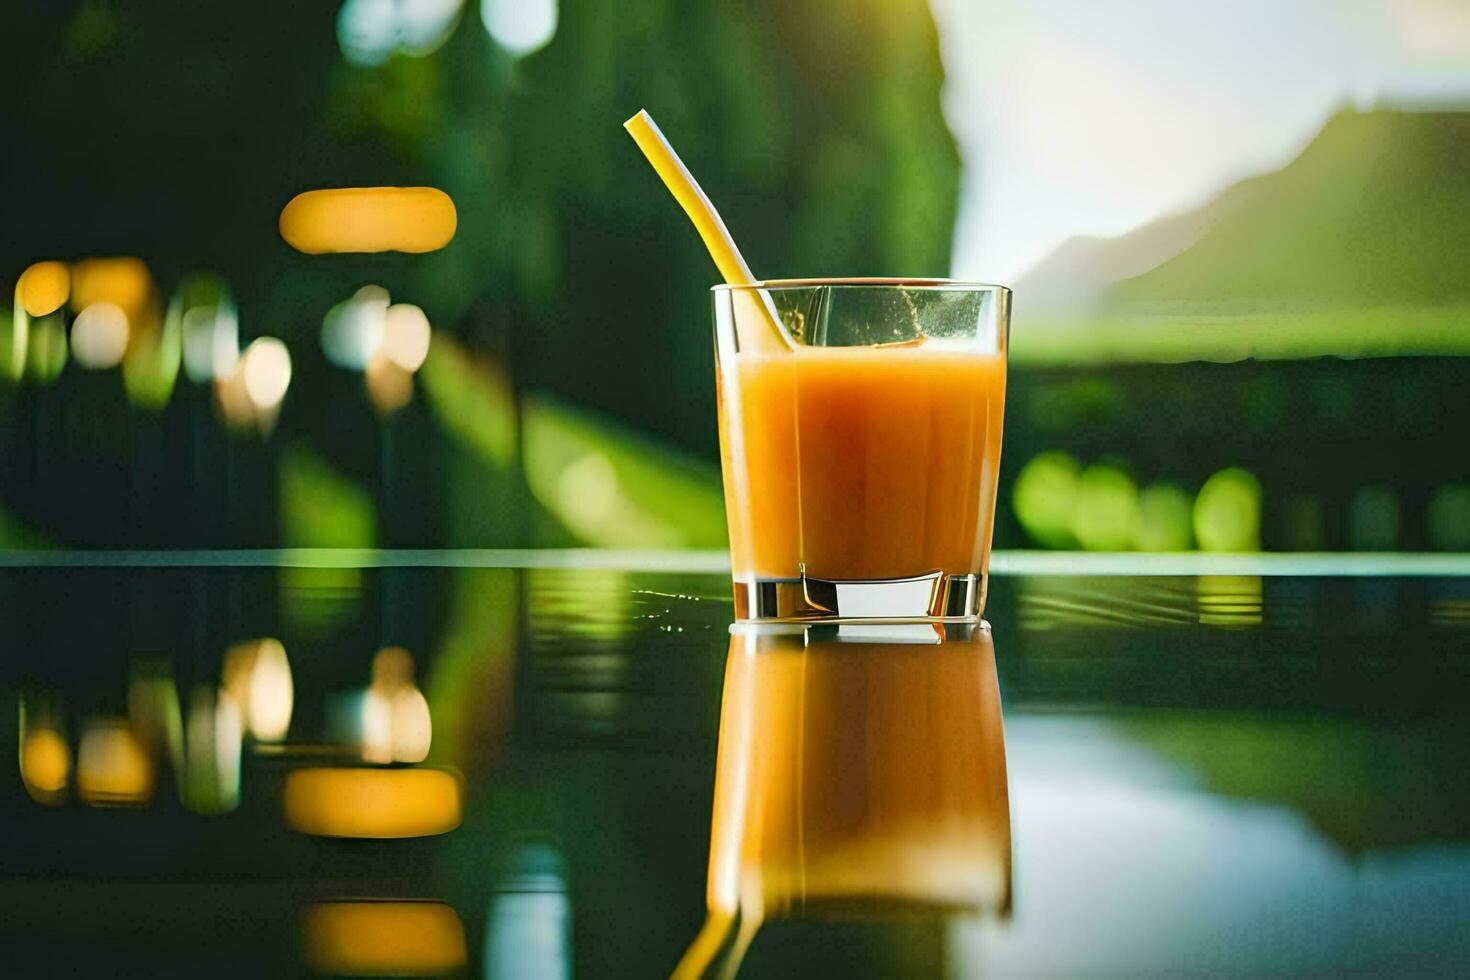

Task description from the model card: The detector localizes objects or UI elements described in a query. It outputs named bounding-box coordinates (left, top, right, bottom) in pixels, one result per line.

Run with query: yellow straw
left=624, top=110, right=757, bottom=285
left=624, top=110, right=787, bottom=347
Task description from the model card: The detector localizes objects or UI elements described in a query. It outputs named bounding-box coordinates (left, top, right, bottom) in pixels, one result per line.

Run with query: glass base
left=733, top=570, right=983, bottom=622
left=729, top=620, right=991, bottom=645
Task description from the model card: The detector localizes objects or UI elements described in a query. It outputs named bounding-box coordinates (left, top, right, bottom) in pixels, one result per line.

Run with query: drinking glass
left=713, top=279, right=1010, bottom=621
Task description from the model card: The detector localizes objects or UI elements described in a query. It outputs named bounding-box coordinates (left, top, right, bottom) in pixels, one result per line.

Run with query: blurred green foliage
left=1192, top=468, right=1263, bottom=553
left=1070, top=464, right=1139, bottom=552
left=1, top=0, right=957, bottom=457
left=1, top=5, right=1465, bottom=555
left=1134, top=485, right=1193, bottom=552
left=0, top=0, right=958, bottom=550
left=1015, top=304, right=1470, bottom=366
left=522, top=394, right=729, bottom=548
left=280, top=443, right=377, bottom=548
left=1012, top=451, right=1082, bottom=550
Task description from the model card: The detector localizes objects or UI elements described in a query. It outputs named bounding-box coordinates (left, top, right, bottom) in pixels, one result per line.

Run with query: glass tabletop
left=1, top=553, right=1466, bottom=977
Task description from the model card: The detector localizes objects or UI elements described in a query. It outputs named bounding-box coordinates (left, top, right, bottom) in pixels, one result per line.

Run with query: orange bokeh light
left=279, top=187, right=457, bottom=254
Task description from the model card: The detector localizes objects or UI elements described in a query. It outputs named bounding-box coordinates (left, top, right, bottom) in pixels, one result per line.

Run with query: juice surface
left=718, top=345, right=1006, bottom=582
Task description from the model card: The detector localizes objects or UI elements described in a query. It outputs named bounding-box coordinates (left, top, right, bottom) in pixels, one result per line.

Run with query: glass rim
left=711, top=277, right=1010, bottom=295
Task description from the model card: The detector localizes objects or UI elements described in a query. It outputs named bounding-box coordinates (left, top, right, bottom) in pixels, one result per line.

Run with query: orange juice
left=718, top=345, right=1006, bottom=586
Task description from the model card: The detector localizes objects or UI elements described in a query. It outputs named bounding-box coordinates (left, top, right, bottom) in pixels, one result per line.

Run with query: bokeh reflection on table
left=283, top=766, right=463, bottom=839
left=0, top=558, right=1466, bottom=976
left=679, top=622, right=1011, bottom=979
left=300, top=899, right=468, bottom=976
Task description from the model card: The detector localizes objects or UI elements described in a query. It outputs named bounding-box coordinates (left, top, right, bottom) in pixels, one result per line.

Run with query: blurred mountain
left=1018, top=108, right=1470, bottom=315
left=1014, top=209, right=1210, bottom=311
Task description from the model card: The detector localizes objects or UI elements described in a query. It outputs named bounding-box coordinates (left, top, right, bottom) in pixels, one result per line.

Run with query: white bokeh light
left=383, top=303, right=432, bottom=372
left=481, top=0, right=557, bottom=56
left=338, top=0, right=463, bottom=66
left=241, top=337, right=292, bottom=411
left=71, top=303, right=130, bottom=370
left=322, top=288, right=389, bottom=370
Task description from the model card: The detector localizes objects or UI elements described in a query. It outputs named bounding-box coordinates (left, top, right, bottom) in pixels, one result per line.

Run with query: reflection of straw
left=623, top=110, right=787, bottom=348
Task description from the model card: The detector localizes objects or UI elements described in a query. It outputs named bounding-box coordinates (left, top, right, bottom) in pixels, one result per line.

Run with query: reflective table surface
left=1, top=553, right=1466, bottom=977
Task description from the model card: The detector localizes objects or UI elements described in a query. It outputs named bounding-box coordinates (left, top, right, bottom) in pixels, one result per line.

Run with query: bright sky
left=929, top=0, right=1470, bottom=283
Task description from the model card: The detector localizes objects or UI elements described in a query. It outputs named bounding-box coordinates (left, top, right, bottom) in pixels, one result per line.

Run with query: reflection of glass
left=715, top=280, right=1009, bottom=621
left=678, top=622, right=1011, bottom=977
